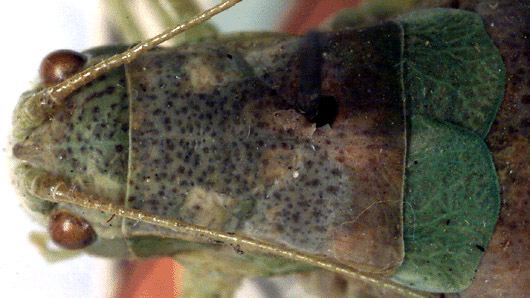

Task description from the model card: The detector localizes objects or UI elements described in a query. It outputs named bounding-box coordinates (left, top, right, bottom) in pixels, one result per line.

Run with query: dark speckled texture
left=125, top=25, right=406, bottom=273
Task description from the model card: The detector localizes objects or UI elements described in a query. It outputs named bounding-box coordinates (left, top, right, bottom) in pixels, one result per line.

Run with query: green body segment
left=391, top=9, right=503, bottom=292
left=400, top=9, right=505, bottom=138
left=394, top=115, right=500, bottom=292
left=11, top=6, right=506, bottom=296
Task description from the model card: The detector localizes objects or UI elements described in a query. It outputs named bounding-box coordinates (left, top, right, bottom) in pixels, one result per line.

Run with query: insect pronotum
left=9, top=0, right=529, bottom=297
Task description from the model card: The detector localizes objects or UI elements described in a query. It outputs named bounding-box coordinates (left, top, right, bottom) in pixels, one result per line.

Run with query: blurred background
left=0, top=1, right=358, bottom=297
left=0, top=2, right=113, bottom=298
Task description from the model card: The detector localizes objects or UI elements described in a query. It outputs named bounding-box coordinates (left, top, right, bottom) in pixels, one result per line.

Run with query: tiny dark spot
left=475, top=244, right=485, bottom=252
left=292, top=212, right=300, bottom=223
left=330, top=168, right=340, bottom=176
left=521, top=118, right=530, bottom=128
left=521, top=94, right=530, bottom=105
left=448, top=0, right=460, bottom=8
left=326, top=185, right=339, bottom=194
left=305, top=179, right=320, bottom=186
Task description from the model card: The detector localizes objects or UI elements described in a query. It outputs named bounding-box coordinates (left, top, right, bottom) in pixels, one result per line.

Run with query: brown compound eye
left=48, top=210, right=96, bottom=250
left=39, top=49, right=86, bottom=86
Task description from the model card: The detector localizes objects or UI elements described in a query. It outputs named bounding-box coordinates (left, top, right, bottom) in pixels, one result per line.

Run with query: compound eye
left=39, top=49, right=86, bottom=86
left=48, top=210, right=96, bottom=250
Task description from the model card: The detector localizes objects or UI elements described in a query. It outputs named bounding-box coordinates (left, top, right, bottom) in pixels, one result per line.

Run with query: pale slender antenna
left=49, top=0, right=241, bottom=103
left=21, top=0, right=241, bottom=126
left=29, top=172, right=429, bottom=298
